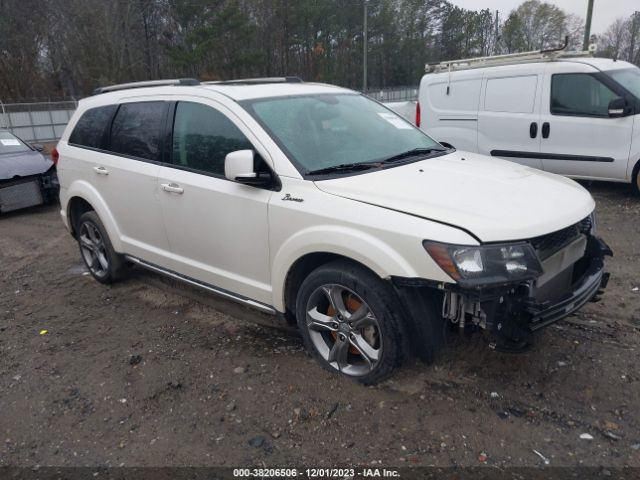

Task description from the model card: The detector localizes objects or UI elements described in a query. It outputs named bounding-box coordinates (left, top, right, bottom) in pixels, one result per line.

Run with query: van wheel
left=295, top=260, right=406, bottom=384
left=77, top=211, right=128, bottom=284
left=633, top=164, right=640, bottom=195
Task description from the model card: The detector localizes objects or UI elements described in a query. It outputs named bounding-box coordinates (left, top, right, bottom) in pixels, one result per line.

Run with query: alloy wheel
left=79, top=221, right=109, bottom=277
left=305, top=284, right=382, bottom=376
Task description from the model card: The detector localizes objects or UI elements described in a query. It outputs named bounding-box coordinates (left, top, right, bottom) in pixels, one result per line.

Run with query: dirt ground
left=0, top=181, right=639, bottom=469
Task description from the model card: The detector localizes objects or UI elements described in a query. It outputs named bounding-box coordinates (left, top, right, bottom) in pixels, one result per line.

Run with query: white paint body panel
left=58, top=82, right=597, bottom=312
left=416, top=58, right=640, bottom=184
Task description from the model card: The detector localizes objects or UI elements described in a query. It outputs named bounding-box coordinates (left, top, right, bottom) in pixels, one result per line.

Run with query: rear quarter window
left=69, top=105, right=117, bottom=149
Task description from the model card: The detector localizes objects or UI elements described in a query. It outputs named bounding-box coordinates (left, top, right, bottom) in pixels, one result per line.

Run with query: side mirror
left=32, top=143, right=44, bottom=152
left=608, top=98, right=628, bottom=118
left=224, top=149, right=273, bottom=187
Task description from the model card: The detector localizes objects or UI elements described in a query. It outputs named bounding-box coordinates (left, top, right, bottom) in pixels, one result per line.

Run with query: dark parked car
left=0, top=130, right=59, bottom=213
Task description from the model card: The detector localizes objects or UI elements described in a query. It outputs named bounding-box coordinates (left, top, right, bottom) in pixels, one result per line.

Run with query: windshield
left=605, top=67, right=640, bottom=99
left=242, top=94, right=440, bottom=174
left=0, top=131, right=31, bottom=155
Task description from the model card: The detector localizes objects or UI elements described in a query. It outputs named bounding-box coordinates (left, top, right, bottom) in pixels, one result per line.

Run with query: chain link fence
left=0, top=100, right=78, bottom=143
left=365, top=86, right=418, bottom=103
left=0, top=86, right=419, bottom=144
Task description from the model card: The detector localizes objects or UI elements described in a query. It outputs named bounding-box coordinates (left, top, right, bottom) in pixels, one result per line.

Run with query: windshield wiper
left=307, top=162, right=380, bottom=175
left=380, top=147, right=446, bottom=164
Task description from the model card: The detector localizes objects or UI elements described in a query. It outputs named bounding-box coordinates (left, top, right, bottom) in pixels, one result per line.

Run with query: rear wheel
left=296, top=260, right=406, bottom=384
left=633, top=163, right=640, bottom=195
left=77, top=211, right=128, bottom=284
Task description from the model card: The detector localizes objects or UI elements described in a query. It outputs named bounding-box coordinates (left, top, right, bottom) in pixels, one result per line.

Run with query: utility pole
left=583, top=0, right=594, bottom=51
left=363, top=1, right=368, bottom=93
left=494, top=10, right=499, bottom=55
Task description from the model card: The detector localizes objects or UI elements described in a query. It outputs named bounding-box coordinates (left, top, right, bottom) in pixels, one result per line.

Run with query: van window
left=551, top=74, right=618, bottom=117
left=485, top=75, right=537, bottom=113
left=110, top=102, right=166, bottom=161
left=171, top=102, right=253, bottom=176
left=69, top=105, right=117, bottom=149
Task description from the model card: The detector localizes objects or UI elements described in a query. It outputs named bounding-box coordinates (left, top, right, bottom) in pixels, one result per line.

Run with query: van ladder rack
left=92, top=78, right=200, bottom=95
left=426, top=37, right=593, bottom=73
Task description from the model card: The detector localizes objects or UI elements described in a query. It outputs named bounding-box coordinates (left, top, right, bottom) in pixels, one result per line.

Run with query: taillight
left=415, top=101, right=421, bottom=127
left=51, top=147, right=59, bottom=166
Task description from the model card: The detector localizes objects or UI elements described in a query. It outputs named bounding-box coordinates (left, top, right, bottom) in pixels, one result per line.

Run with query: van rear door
left=477, top=64, right=544, bottom=169
left=537, top=62, right=634, bottom=181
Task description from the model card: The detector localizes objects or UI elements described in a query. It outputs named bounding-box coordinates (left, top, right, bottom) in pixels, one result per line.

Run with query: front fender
left=64, top=179, right=123, bottom=252
left=271, top=225, right=420, bottom=312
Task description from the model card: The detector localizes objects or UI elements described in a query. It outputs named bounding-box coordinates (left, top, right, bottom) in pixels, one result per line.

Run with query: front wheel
left=295, top=260, right=407, bottom=384
left=633, top=164, right=640, bottom=195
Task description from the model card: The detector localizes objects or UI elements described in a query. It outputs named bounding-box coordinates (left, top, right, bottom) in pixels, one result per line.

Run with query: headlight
left=423, top=241, right=543, bottom=287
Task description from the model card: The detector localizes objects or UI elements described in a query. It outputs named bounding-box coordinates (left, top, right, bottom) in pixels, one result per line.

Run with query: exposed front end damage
left=394, top=216, right=611, bottom=355
left=0, top=167, right=59, bottom=213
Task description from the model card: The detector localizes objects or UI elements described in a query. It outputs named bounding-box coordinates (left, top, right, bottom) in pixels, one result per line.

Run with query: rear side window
left=171, top=102, right=252, bottom=176
left=551, top=73, right=618, bottom=117
left=110, top=102, right=167, bottom=161
left=485, top=75, right=538, bottom=113
left=68, top=105, right=117, bottom=149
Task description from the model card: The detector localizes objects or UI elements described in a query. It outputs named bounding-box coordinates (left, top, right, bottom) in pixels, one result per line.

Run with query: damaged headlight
left=423, top=241, right=543, bottom=287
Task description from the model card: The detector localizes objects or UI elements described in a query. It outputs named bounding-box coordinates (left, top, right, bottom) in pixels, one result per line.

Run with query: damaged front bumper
left=525, top=237, right=610, bottom=331
left=393, top=234, right=611, bottom=354
left=0, top=168, right=59, bottom=213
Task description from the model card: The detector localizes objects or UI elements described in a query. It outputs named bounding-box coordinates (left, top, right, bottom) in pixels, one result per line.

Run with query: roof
left=81, top=80, right=356, bottom=109
left=198, top=82, right=353, bottom=101
left=563, top=57, right=636, bottom=72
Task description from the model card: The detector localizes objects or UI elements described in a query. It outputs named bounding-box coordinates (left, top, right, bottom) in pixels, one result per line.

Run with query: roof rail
left=426, top=36, right=593, bottom=74
left=204, top=76, right=304, bottom=85
left=92, top=78, right=200, bottom=95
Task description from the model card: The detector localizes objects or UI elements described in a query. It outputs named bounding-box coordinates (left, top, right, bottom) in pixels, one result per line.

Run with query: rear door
left=538, top=62, right=634, bottom=180
left=477, top=64, right=544, bottom=169
left=89, top=101, right=172, bottom=263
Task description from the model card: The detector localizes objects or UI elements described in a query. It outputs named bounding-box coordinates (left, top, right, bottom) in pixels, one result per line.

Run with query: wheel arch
left=64, top=181, right=123, bottom=251
left=272, top=226, right=420, bottom=314
left=281, top=252, right=381, bottom=323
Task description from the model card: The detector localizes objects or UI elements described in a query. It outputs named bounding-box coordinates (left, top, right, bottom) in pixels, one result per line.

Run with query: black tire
left=76, top=211, right=128, bottom=284
left=295, top=260, right=408, bottom=384
left=633, top=162, right=640, bottom=195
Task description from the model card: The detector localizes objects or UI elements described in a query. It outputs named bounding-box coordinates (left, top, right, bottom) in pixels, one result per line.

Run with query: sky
left=449, top=0, right=639, bottom=35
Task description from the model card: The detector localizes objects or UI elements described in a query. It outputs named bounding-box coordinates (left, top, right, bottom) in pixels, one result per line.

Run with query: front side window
left=0, top=131, right=31, bottom=154
left=551, top=73, right=619, bottom=117
left=69, top=105, right=117, bottom=149
left=242, top=94, right=440, bottom=174
left=171, top=102, right=253, bottom=176
left=110, top=102, right=166, bottom=161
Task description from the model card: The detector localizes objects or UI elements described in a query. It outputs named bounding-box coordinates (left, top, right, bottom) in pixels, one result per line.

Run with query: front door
left=157, top=100, right=273, bottom=305
left=538, top=64, right=634, bottom=180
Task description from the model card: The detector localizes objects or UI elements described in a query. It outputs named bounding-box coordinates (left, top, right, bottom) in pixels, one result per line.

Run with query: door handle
left=529, top=122, right=538, bottom=139
left=93, top=166, right=109, bottom=175
left=161, top=183, right=184, bottom=194
left=542, top=122, right=550, bottom=139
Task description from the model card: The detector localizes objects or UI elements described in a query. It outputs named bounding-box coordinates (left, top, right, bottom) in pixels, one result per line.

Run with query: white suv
left=56, top=78, right=611, bottom=383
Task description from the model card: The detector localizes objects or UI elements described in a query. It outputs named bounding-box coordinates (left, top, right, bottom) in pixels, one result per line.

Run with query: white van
left=415, top=50, right=640, bottom=193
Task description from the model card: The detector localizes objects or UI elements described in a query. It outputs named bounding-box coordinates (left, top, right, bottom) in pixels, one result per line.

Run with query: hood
left=0, top=150, right=53, bottom=180
left=314, top=150, right=595, bottom=242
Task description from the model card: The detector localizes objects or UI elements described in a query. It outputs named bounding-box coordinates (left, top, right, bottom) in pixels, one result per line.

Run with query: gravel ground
left=0, top=181, right=639, bottom=469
